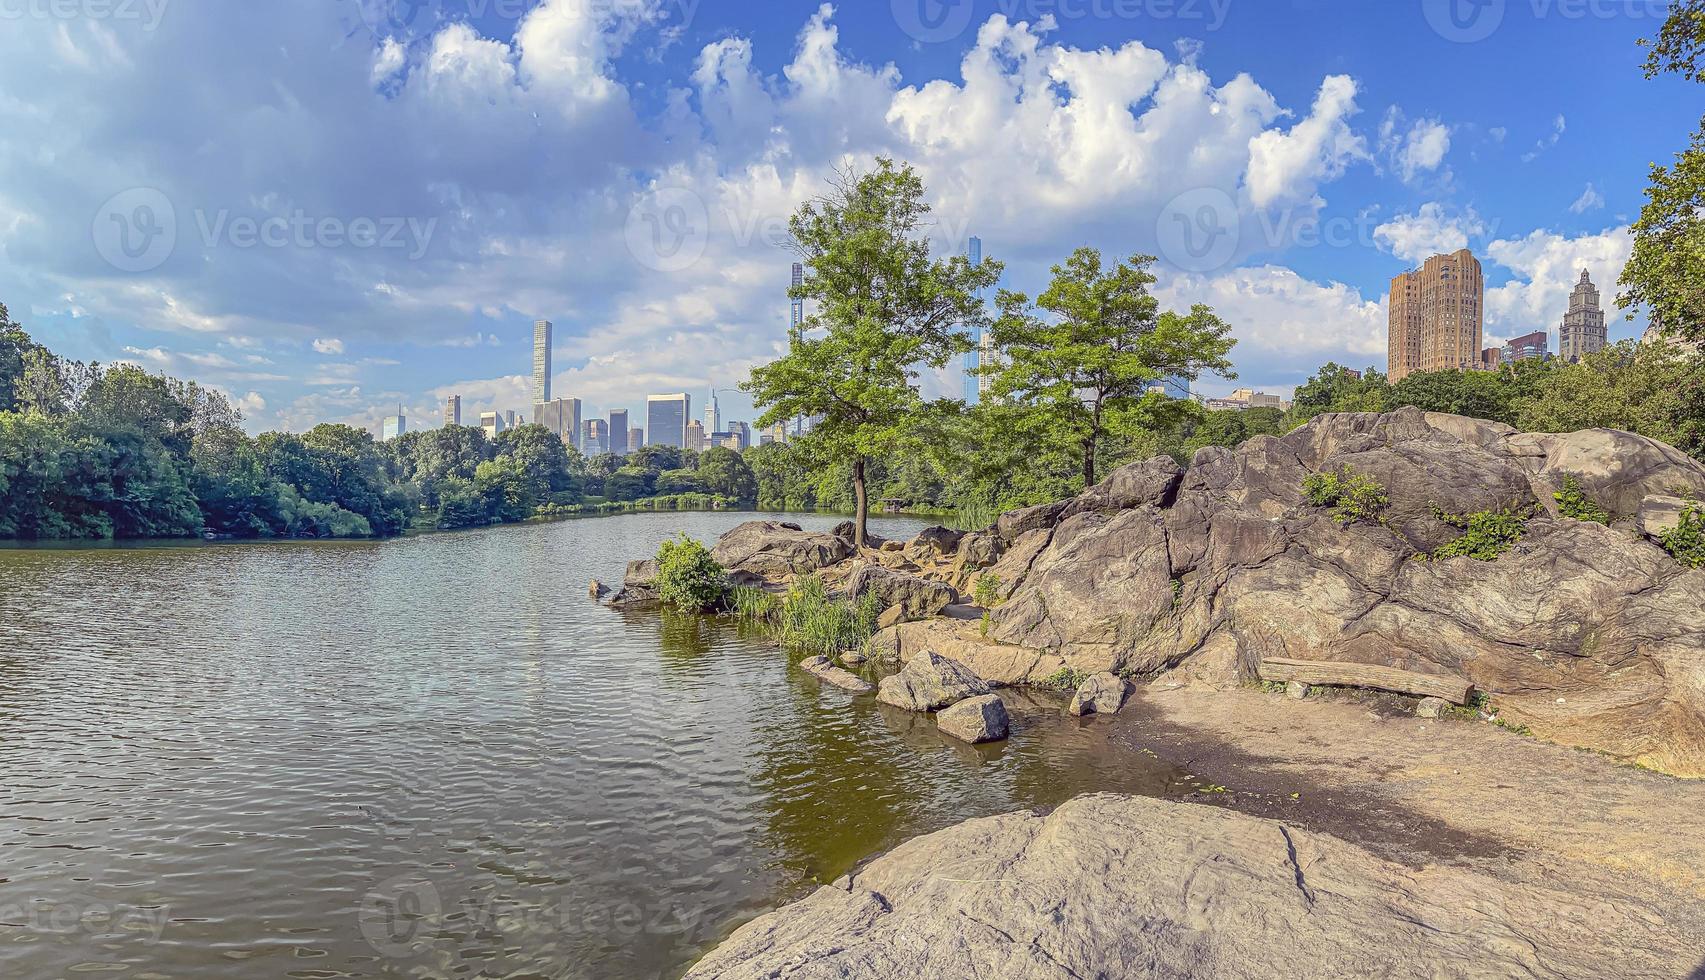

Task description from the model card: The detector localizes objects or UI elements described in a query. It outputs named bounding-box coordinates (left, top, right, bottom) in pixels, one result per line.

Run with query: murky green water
left=0, top=513, right=1185, bottom=978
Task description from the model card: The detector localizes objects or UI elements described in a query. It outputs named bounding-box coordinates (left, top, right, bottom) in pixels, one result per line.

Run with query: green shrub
left=1038, top=667, right=1089, bottom=691
left=1553, top=476, right=1610, bottom=524
left=1659, top=500, right=1705, bottom=569
left=734, top=574, right=884, bottom=657
left=655, top=534, right=730, bottom=612
left=1430, top=505, right=1534, bottom=561
left=972, top=573, right=1002, bottom=608
left=1302, top=467, right=1389, bottom=525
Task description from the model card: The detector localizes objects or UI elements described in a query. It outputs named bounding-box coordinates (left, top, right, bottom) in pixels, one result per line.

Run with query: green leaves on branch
left=1428, top=505, right=1536, bottom=562
left=1554, top=476, right=1611, bottom=524
left=1660, top=501, right=1705, bottom=568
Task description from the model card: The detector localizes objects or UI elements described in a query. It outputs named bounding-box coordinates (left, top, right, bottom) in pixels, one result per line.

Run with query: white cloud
left=1245, top=74, right=1369, bottom=209
left=312, top=338, right=345, bottom=355
left=1155, top=265, right=1388, bottom=374
left=1373, top=204, right=1489, bottom=264
left=1484, top=226, right=1633, bottom=337
left=370, top=37, right=406, bottom=87
left=1569, top=182, right=1605, bottom=214
left=1521, top=115, right=1566, bottom=163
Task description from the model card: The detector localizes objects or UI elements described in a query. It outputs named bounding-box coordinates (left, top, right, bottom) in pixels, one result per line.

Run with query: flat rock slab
left=935, top=694, right=1009, bottom=743
left=685, top=793, right=1700, bottom=979
left=799, top=656, right=874, bottom=694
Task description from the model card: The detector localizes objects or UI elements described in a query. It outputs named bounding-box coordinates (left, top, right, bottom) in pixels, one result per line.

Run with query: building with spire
left=1388, top=249, right=1484, bottom=381
left=1558, top=269, right=1607, bottom=363
left=381, top=405, right=406, bottom=441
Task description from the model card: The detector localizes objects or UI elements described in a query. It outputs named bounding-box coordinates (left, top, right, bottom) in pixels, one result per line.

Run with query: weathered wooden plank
left=1258, top=658, right=1472, bottom=705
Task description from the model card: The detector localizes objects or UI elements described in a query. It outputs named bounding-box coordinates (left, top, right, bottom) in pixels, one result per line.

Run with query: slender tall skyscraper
left=790, top=262, right=804, bottom=340
left=533, top=320, right=553, bottom=405
left=963, top=236, right=985, bottom=404
left=444, top=395, right=462, bottom=427
left=707, top=389, right=721, bottom=436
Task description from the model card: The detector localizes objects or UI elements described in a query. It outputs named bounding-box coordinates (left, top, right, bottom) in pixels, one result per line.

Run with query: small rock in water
left=937, top=694, right=1009, bottom=743
left=1416, top=696, right=1448, bottom=719
left=589, top=579, right=610, bottom=600
left=877, top=651, right=990, bottom=711
left=840, top=651, right=867, bottom=667
left=799, top=655, right=875, bottom=694
left=1069, top=672, right=1132, bottom=717
left=1286, top=681, right=1309, bottom=700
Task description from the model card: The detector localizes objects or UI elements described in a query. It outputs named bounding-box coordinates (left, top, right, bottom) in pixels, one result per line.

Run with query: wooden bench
left=1258, top=658, right=1473, bottom=705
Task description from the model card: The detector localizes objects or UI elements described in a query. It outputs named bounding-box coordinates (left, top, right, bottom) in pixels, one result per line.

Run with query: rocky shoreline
left=602, top=408, right=1705, bottom=978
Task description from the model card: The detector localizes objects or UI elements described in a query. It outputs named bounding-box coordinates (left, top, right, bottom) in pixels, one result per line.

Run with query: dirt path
left=1106, top=684, right=1705, bottom=939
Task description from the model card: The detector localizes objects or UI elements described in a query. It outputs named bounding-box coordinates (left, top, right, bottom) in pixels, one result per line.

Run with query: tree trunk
left=852, top=455, right=869, bottom=550
left=1082, top=435, right=1098, bottom=489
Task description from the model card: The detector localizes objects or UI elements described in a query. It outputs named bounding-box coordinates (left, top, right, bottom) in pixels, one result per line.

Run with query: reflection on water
left=0, top=513, right=1187, bottom=979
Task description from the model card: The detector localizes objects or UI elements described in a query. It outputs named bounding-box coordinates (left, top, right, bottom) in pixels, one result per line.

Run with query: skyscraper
left=647, top=393, right=690, bottom=448
left=609, top=409, right=630, bottom=455
left=725, top=421, right=751, bottom=452
left=382, top=406, right=406, bottom=441
left=963, top=236, right=984, bottom=404
left=790, top=262, right=804, bottom=339
left=628, top=427, right=644, bottom=453
left=533, top=320, right=553, bottom=404
left=1502, top=330, right=1549, bottom=364
left=685, top=420, right=707, bottom=452
left=583, top=419, right=609, bottom=455
left=444, top=395, right=462, bottom=428
left=480, top=411, right=505, bottom=440
left=1388, top=249, right=1483, bottom=381
left=536, top=397, right=583, bottom=448
left=1559, top=269, right=1607, bottom=363
left=706, top=390, right=721, bottom=436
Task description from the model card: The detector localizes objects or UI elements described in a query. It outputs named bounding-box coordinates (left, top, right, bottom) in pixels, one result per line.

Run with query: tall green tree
left=743, top=159, right=1001, bottom=546
left=696, top=446, right=758, bottom=503
left=1623, top=1, right=1705, bottom=340
left=985, top=249, right=1235, bottom=487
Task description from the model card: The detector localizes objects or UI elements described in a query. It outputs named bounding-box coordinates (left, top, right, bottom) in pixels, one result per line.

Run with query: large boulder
left=685, top=794, right=1698, bottom=979
left=847, top=566, right=958, bottom=619
left=1059, top=456, right=1184, bottom=521
left=711, top=521, right=854, bottom=581
left=935, top=694, right=1010, bottom=743
left=876, top=651, right=991, bottom=712
left=961, top=408, right=1705, bottom=775
left=907, top=526, right=964, bottom=557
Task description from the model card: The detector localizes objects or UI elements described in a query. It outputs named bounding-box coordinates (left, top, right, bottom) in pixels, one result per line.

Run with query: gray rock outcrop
left=685, top=793, right=1700, bottom=979
left=935, top=694, right=1009, bottom=743
left=967, top=408, right=1705, bottom=775
left=711, top=521, right=853, bottom=580
left=876, top=651, right=991, bottom=712
left=847, top=566, right=959, bottom=619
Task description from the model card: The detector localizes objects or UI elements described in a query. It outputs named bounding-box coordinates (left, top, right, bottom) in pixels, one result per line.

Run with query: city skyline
left=10, top=5, right=1681, bottom=437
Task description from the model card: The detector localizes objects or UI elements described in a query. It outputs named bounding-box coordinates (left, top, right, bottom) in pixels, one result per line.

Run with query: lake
left=0, top=512, right=1187, bottom=978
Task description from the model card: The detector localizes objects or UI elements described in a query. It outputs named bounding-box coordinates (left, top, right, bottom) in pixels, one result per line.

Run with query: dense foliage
left=1302, top=467, right=1390, bottom=526
left=1661, top=500, right=1705, bottom=568
left=654, top=535, right=730, bottom=613
left=1429, top=506, right=1536, bottom=562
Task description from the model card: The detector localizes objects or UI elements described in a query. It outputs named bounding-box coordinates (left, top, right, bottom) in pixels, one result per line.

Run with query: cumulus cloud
left=312, top=338, right=346, bottom=355
left=1484, top=226, right=1632, bottom=337
left=1378, top=110, right=1452, bottom=184
left=1373, top=204, right=1490, bottom=264
left=1245, top=75, right=1369, bottom=209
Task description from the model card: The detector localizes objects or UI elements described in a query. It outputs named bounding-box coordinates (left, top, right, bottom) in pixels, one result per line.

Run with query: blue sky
left=0, top=0, right=1694, bottom=434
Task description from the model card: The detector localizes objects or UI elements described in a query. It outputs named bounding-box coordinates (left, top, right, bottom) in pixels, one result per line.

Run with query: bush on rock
left=655, top=534, right=730, bottom=612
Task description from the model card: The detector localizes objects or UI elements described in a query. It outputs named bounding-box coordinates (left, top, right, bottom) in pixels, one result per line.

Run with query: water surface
left=0, top=513, right=1186, bottom=978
